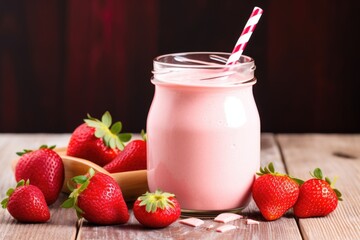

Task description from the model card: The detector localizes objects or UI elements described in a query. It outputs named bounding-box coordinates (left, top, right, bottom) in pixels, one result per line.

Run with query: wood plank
left=0, top=134, right=78, bottom=240
left=277, top=134, right=360, bottom=240
left=241, top=133, right=302, bottom=240
left=77, top=133, right=302, bottom=239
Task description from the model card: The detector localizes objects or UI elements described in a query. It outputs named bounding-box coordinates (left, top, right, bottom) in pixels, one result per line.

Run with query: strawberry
left=293, top=168, right=342, bottom=218
left=61, top=168, right=129, bottom=225
left=1, top=179, right=50, bottom=223
left=103, top=130, right=147, bottom=173
left=252, top=162, right=301, bottom=221
left=133, top=190, right=181, bottom=228
left=67, top=111, right=132, bottom=166
left=15, top=145, right=64, bottom=205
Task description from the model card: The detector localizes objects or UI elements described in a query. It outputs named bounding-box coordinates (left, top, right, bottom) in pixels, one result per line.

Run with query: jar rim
left=153, top=52, right=254, bottom=69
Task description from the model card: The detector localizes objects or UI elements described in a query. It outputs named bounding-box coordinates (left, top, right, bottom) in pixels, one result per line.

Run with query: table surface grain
left=0, top=133, right=359, bottom=240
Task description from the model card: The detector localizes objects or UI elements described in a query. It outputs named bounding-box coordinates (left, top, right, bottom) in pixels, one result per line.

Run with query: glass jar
left=146, top=52, right=260, bottom=217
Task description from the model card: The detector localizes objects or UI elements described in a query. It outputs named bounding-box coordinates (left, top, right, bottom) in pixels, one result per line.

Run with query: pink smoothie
left=147, top=53, right=260, bottom=212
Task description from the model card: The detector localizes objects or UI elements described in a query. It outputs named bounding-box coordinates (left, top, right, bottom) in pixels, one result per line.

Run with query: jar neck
left=152, top=52, right=255, bottom=87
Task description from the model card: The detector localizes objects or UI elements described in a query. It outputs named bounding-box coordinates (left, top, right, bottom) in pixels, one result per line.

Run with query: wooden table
left=0, top=133, right=359, bottom=240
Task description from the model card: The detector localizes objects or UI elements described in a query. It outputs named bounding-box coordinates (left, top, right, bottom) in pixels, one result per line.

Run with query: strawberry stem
left=141, top=129, right=147, bottom=141
left=257, top=162, right=276, bottom=175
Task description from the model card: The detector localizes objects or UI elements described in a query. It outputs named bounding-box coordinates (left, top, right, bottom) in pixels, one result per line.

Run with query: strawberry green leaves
left=257, top=162, right=304, bottom=185
left=138, top=190, right=176, bottom=213
left=16, top=145, right=56, bottom=156
left=84, top=111, right=131, bottom=150
left=133, top=190, right=181, bottom=228
left=257, top=162, right=276, bottom=175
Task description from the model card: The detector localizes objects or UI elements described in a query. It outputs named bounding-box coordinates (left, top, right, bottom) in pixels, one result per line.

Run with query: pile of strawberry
left=252, top=162, right=343, bottom=220
left=2, top=111, right=180, bottom=228
left=67, top=111, right=147, bottom=172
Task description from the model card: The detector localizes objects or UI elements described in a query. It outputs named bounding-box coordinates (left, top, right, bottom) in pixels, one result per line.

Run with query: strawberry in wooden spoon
left=103, top=130, right=147, bottom=173
left=67, top=111, right=131, bottom=167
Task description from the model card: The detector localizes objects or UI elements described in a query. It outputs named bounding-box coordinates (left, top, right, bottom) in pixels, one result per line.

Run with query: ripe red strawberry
left=15, top=145, right=64, bottom=205
left=61, top=168, right=129, bottom=225
left=1, top=179, right=50, bottom=223
left=67, top=111, right=132, bottom=166
left=252, top=162, right=301, bottom=221
left=133, top=190, right=181, bottom=228
left=103, top=130, right=147, bottom=173
left=293, top=168, right=342, bottom=218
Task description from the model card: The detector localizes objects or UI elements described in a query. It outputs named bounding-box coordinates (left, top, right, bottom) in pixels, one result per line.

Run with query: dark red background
left=1, top=0, right=359, bottom=133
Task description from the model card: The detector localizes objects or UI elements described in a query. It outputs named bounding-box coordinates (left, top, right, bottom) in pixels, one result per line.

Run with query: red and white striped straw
left=226, top=7, right=263, bottom=65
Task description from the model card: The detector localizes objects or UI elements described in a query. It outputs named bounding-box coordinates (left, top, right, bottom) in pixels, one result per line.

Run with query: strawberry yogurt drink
left=147, top=52, right=260, bottom=216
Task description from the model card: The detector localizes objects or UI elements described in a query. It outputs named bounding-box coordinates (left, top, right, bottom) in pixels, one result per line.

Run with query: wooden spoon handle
left=60, top=156, right=149, bottom=201
left=111, top=170, right=148, bottom=202
left=60, top=155, right=108, bottom=193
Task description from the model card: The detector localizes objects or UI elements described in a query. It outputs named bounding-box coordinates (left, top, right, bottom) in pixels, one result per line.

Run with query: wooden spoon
left=12, top=147, right=149, bottom=202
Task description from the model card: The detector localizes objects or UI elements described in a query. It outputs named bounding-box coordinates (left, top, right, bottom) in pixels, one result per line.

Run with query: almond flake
left=179, top=217, right=204, bottom=227
left=216, top=224, right=238, bottom=233
left=214, top=213, right=243, bottom=223
left=246, top=219, right=260, bottom=225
